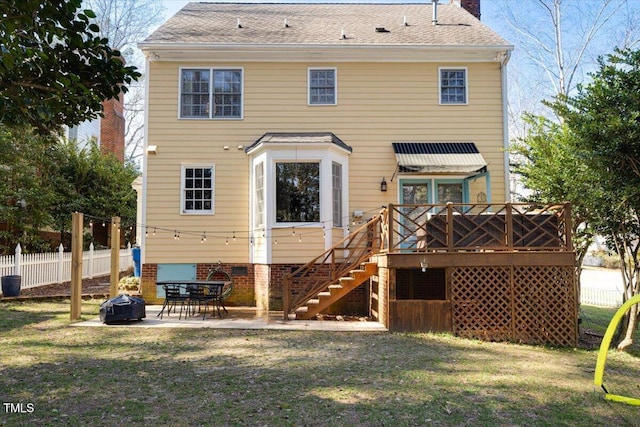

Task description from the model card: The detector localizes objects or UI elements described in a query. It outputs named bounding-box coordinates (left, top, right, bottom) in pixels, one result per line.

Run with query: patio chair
left=160, top=285, right=189, bottom=320
left=187, top=285, right=216, bottom=320
left=207, top=264, right=233, bottom=316
left=217, top=281, right=233, bottom=315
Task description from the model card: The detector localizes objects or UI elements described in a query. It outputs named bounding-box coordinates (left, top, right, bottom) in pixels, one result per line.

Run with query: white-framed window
left=180, top=68, right=243, bottom=119
left=308, top=68, right=337, bottom=105
left=275, top=162, right=320, bottom=223
left=439, top=67, right=467, bottom=105
left=181, top=165, right=214, bottom=214
left=332, top=162, right=342, bottom=227
left=254, top=162, right=264, bottom=228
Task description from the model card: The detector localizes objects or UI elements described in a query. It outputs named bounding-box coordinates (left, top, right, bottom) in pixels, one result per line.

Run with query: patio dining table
left=156, top=280, right=231, bottom=319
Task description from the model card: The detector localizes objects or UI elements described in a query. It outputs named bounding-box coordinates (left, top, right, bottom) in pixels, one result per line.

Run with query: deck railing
left=387, top=202, right=572, bottom=253
left=283, top=212, right=384, bottom=316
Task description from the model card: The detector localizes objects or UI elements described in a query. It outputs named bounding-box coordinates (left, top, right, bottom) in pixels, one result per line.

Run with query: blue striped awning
left=392, top=142, right=487, bottom=173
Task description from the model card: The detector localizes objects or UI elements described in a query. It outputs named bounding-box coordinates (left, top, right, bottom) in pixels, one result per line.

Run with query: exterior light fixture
left=380, top=177, right=388, bottom=192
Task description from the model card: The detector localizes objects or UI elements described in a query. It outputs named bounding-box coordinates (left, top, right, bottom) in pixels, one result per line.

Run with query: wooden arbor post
left=70, top=212, right=83, bottom=320
left=110, top=216, right=121, bottom=297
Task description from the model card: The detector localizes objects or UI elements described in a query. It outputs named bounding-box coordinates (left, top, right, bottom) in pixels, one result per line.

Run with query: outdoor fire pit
left=99, top=294, right=146, bottom=324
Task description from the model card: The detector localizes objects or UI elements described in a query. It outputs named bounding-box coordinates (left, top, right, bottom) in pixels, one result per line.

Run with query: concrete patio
left=73, top=305, right=388, bottom=331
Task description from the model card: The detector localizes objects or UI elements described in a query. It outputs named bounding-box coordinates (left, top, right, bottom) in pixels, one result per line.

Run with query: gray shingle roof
left=144, top=2, right=510, bottom=47
left=246, top=132, right=352, bottom=153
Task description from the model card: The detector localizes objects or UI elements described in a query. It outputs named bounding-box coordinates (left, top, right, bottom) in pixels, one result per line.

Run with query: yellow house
left=138, top=1, right=517, bottom=314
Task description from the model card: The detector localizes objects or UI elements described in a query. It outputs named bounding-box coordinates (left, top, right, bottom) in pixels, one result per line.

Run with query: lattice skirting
left=451, top=265, right=577, bottom=346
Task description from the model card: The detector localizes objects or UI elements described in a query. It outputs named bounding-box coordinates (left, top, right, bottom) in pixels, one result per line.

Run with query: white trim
left=141, top=54, right=151, bottom=264
left=178, top=66, right=244, bottom=120
left=307, top=67, right=338, bottom=106
left=500, top=51, right=512, bottom=202
left=438, top=66, right=468, bottom=106
left=248, top=145, right=350, bottom=263
left=180, top=163, right=215, bottom=215
left=141, top=44, right=514, bottom=63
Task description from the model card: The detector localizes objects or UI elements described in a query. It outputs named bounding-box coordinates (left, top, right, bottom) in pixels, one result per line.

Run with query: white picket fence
left=0, top=243, right=133, bottom=290
left=580, top=287, right=624, bottom=308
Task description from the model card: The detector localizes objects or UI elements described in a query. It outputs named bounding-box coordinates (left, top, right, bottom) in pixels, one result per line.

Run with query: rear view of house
left=137, top=2, right=576, bottom=345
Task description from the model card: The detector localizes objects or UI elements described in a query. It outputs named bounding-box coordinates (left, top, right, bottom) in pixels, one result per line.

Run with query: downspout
left=500, top=50, right=512, bottom=202
left=140, top=53, right=151, bottom=265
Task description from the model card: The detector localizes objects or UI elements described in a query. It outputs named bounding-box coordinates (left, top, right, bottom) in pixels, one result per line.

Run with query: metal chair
left=187, top=285, right=216, bottom=320
left=207, top=265, right=233, bottom=317
left=159, top=285, right=188, bottom=320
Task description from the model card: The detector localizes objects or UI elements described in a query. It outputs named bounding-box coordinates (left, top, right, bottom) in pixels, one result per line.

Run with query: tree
left=491, top=0, right=640, bottom=138
left=0, top=124, right=59, bottom=253
left=0, top=0, right=140, bottom=133
left=551, top=48, right=640, bottom=350
left=511, top=115, right=601, bottom=270
left=82, top=0, right=165, bottom=164
left=50, top=141, right=139, bottom=248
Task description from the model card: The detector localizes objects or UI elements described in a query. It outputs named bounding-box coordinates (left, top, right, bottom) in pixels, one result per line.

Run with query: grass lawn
left=0, top=301, right=639, bottom=426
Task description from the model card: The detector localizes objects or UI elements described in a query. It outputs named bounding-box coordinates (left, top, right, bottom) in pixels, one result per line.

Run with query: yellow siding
left=145, top=61, right=506, bottom=264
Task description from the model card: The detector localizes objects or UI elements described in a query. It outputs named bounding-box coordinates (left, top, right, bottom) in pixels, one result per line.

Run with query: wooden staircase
left=283, top=211, right=385, bottom=320
left=294, top=261, right=378, bottom=320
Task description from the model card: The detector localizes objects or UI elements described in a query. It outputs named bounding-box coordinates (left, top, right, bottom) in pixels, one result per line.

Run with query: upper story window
left=180, top=68, right=243, bottom=119
left=181, top=165, right=214, bottom=214
left=308, top=68, right=337, bottom=105
left=439, top=68, right=467, bottom=105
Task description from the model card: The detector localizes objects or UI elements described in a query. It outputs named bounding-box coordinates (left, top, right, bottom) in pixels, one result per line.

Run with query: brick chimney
left=461, top=0, right=481, bottom=20
left=100, top=94, right=125, bottom=163
left=99, top=54, right=126, bottom=163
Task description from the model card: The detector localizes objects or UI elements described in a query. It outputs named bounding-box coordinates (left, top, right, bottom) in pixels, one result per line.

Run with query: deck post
left=388, top=204, right=395, bottom=252
left=506, top=202, right=513, bottom=250
left=447, top=203, right=454, bottom=251
left=564, top=202, right=573, bottom=251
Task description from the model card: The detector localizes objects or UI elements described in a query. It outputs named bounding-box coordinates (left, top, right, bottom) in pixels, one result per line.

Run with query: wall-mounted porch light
left=380, top=177, right=388, bottom=192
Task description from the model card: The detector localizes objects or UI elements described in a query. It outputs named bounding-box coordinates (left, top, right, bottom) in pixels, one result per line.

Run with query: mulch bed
left=3, top=274, right=121, bottom=300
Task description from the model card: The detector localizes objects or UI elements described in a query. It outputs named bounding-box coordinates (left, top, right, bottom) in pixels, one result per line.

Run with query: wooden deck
left=284, top=203, right=578, bottom=346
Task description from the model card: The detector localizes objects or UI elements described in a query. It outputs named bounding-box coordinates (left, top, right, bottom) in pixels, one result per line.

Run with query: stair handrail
left=283, top=209, right=385, bottom=317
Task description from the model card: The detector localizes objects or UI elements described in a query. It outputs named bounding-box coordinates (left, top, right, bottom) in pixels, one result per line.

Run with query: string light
left=83, top=207, right=383, bottom=245
left=225, top=237, right=229, bottom=245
